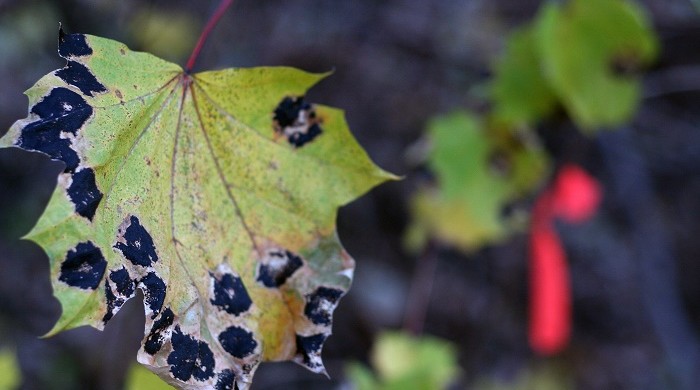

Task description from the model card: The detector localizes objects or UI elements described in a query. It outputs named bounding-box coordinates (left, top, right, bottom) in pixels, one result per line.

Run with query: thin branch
left=402, top=242, right=439, bottom=335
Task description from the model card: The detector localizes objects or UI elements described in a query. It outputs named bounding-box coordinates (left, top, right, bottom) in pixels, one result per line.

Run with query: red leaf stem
left=185, top=0, right=235, bottom=73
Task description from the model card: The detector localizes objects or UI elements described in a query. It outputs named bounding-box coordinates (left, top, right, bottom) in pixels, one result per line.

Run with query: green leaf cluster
left=492, top=0, right=658, bottom=130
left=406, top=112, right=547, bottom=252
left=408, top=0, right=657, bottom=253
left=347, top=331, right=459, bottom=390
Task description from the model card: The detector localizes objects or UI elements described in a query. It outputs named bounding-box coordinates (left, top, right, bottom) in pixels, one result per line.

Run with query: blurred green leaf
left=0, top=349, right=20, bottom=390
left=125, top=363, right=174, bottom=390
left=429, top=112, right=491, bottom=200
left=491, top=26, right=558, bottom=126
left=347, top=362, right=381, bottom=390
left=128, top=9, right=199, bottom=63
left=407, top=112, right=548, bottom=253
left=536, top=0, right=658, bottom=131
left=347, top=331, right=459, bottom=390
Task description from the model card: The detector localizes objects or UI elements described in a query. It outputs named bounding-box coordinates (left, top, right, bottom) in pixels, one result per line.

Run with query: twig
left=402, top=242, right=439, bottom=335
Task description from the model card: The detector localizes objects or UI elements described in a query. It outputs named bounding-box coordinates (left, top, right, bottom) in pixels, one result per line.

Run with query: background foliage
left=1, top=0, right=700, bottom=389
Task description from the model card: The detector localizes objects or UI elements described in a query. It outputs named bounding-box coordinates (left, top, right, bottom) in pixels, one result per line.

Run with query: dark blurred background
left=1, top=0, right=700, bottom=389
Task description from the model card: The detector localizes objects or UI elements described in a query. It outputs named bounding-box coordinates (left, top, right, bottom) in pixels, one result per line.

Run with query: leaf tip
left=41, top=321, right=67, bottom=339
left=380, top=170, right=403, bottom=182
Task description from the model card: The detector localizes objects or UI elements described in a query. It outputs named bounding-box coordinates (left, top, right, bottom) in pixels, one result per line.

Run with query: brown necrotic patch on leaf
left=256, top=249, right=304, bottom=288
left=272, top=96, right=323, bottom=148
left=59, top=241, right=107, bottom=290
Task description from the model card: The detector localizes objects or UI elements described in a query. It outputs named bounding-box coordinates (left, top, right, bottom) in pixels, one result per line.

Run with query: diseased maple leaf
left=0, top=29, right=395, bottom=389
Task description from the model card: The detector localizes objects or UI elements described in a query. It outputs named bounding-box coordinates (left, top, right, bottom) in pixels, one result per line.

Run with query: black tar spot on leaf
left=114, top=216, right=158, bottom=267
left=104, top=266, right=137, bottom=321
left=218, top=326, right=258, bottom=359
left=103, top=282, right=121, bottom=322
left=58, top=28, right=93, bottom=58
left=144, top=307, right=174, bottom=355
left=257, top=250, right=303, bottom=288
left=56, top=61, right=107, bottom=97
left=59, top=241, right=106, bottom=290
left=67, top=168, right=103, bottom=221
left=103, top=267, right=135, bottom=322
left=274, top=96, right=309, bottom=128
left=210, top=272, right=252, bottom=315
left=167, top=326, right=216, bottom=382
left=110, top=267, right=135, bottom=297
left=18, top=127, right=78, bottom=173
left=18, top=87, right=92, bottom=173
left=29, top=87, right=92, bottom=135
left=296, top=333, right=327, bottom=368
left=215, top=369, right=237, bottom=390
left=273, top=96, right=323, bottom=148
left=289, top=124, right=322, bottom=147
left=141, top=272, right=166, bottom=319
left=304, top=287, right=343, bottom=326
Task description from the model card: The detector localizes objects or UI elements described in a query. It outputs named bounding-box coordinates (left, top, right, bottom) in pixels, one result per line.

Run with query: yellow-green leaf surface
left=407, top=112, right=548, bottom=253
left=0, top=30, right=394, bottom=389
left=536, top=0, right=658, bottom=131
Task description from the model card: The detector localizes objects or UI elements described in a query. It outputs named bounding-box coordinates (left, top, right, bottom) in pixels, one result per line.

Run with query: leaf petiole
left=185, top=0, right=235, bottom=73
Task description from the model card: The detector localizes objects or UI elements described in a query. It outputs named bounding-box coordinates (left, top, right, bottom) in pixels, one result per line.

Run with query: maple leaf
left=536, top=0, right=658, bottom=130
left=0, top=29, right=395, bottom=389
